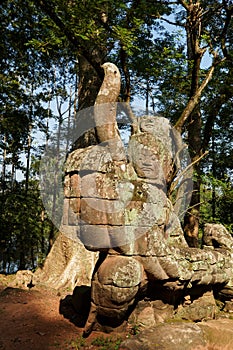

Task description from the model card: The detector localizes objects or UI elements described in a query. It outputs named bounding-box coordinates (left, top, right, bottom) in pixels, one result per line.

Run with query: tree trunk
left=25, top=123, right=32, bottom=195
left=40, top=209, right=46, bottom=257
left=182, top=1, right=204, bottom=247
left=183, top=106, right=202, bottom=247
left=73, top=55, right=102, bottom=149
left=120, top=46, right=131, bottom=103
left=211, top=133, right=216, bottom=219
left=47, top=114, right=62, bottom=253
left=176, top=9, right=231, bottom=247
left=34, top=229, right=97, bottom=290
left=1, top=134, right=7, bottom=195
left=36, top=53, right=104, bottom=289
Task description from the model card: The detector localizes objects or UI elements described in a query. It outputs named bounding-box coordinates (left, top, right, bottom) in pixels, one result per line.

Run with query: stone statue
left=62, top=63, right=233, bottom=336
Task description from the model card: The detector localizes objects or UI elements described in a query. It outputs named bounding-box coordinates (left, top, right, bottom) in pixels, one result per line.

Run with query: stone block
left=80, top=172, right=119, bottom=199
left=130, top=231, right=149, bottom=255
left=97, top=256, right=143, bottom=288
left=65, top=145, right=112, bottom=173
left=80, top=198, right=124, bottom=225
left=62, top=198, right=69, bottom=225
left=80, top=172, right=135, bottom=201
left=124, top=201, right=167, bottom=226
left=79, top=225, right=110, bottom=250
left=92, top=280, right=138, bottom=308
left=96, top=305, right=128, bottom=319
left=63, top=198, right=79, bottom=225
left=64, top=173, right=80, bottom=198
left=70, top=197, right=81, bottom=214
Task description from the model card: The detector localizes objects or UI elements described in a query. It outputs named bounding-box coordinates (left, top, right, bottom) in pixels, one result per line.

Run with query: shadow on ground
left=59, top=285, right=91, bottom=328
left=0, top=286, right=82, bottom=350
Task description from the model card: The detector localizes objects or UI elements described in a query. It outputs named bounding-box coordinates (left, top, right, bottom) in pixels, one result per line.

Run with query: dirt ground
left=0, top=275, right=126, bottom=350
left=2, top=274, right=233, bottom=350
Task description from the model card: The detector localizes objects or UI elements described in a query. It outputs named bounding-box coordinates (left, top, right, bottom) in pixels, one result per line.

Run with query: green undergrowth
left=62, top=335, right=123, bottom=350
left=91, top=335, right=123, bottom=349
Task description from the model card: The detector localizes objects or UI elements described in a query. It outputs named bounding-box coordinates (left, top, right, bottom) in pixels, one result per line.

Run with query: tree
left=143, top=0, right=233, bottom=246
left=28, top=0, right=175, bottom=288
left=0, top=0, right=73, bottom=271
left=0, top=0, right=232, bottom=281
left=173, top=1, right=232, bottom=247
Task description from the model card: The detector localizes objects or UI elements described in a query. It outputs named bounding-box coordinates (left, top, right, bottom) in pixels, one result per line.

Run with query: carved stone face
left=128, top=134, right=168, bottom=187
left=140, top=116, right=160, bottom=134
left=133, top=146, right=163, bottom=181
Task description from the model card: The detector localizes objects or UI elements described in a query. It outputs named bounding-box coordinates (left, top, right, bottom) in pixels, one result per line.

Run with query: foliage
left=0, top=0, right=232, bottom=271
left=200, top=174, right=233, bottom=234
left=0, top=180, right=54, bottom=272
left=91, top=335, right=123, bottom=350
left=67, top=335, right=86, bottom=349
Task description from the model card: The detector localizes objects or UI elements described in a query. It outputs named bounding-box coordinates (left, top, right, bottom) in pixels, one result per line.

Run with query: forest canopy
left=0, top=0, right=232, bottom=272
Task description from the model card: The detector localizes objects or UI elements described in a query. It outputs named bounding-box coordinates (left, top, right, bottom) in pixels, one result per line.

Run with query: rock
left=63, top=77, right=233, bottom=332
left=12, top=270, right=34, bottom=289
left=224, top=301, right=233, bottom=313
left=128, top=301, right=156, bottom=330
left=198, top=319, right=233, bottom=348
left=203, top=223, right=233, bottom=250
left=91, top=255, right=144, bottom=322
left=174, top=291, right=216, bottom=322
left=75, top=115, right=233, bottom=330
left=128, top=130, right=173, bottom=184
left=217, top=284, right=233, bottom=301
left=129, top=299, right=174, bottom=331
left=119, top=339, right=146, bottom=350
left=120, top=322, right=206, bottom=350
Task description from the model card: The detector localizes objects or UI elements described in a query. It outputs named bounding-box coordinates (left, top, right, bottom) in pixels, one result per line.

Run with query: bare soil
left=0, top=275, right=126, bottom=350
left=1, top=274, right=233, bottom=350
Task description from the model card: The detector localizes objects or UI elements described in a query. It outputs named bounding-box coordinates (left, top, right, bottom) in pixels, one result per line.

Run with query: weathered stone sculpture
left=62, top=62, right=233, bottom=336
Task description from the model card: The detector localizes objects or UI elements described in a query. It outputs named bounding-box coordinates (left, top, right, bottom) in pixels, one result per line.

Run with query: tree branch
left=220, top=4, right=233, bottom=59
left=160, top=16, right=184, bottom=27
left=201, top=82, right=233, bottom=152
left=174, top=58, right=225, bottom=133
left=169, top=150, right=209, bottom=198
left=33, top=0, right=104, bottom=79
left=178, top=0, right=189, bottom=11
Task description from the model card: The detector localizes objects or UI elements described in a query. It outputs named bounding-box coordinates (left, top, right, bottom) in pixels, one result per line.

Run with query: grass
left=128, top=323, right=140, bottom=335
left=52, top=336, right=86, bottom=349
left=68, top=336, right=86, bottom=349
left=59, top=335, right=123, bottom=350
left=91, top=335, right=123, bottom=350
